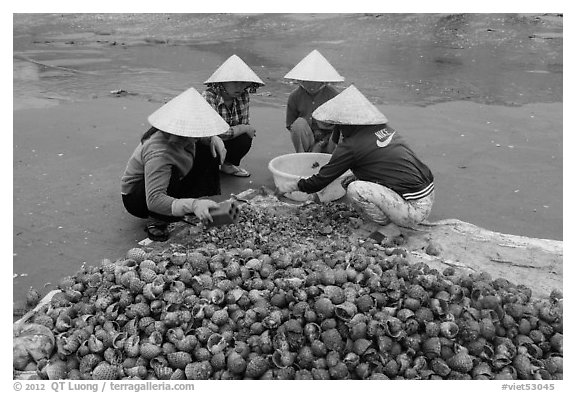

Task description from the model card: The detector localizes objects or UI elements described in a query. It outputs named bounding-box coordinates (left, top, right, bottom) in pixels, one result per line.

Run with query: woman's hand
left=277, top=178, right=300, bottom=194
left=171, top=198, right=218, bottom=222
left=233, top=124, right=256, bottom=138
left=192, top=199, right=220, bottom=223
left=209, top=136, right=226, bottom=165
left=243, top=125, right=256, bottom=138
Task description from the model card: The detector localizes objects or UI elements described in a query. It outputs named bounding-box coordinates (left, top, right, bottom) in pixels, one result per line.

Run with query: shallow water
left=13, top=13, right=563, bottom=108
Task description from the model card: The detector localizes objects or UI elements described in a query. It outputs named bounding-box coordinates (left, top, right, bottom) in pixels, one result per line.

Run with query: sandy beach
left=12, top=13, right=562, bottom=304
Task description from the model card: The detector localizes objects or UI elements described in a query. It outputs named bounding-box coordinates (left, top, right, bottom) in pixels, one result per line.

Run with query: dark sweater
left=297, top=124, right=434, bottom=200
left=286, top=85, right=339, bottom=131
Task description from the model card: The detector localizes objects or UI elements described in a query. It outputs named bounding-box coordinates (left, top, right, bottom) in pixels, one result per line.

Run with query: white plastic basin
left=268, top=153, right=352, bottom=202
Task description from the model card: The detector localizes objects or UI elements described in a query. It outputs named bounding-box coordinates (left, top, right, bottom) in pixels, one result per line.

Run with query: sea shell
left=329, top=362, right=349, bottom=379
left=429, top=298, right=449, bottom=318
left=543, top=356, right=563, bottom=374
left=227, top=352, right=247, bottom=375
left=491, top=352, right=512, bottom=370
left=244, top=356, right=269, bottom=379
left=207, top=333, right=228, bottom=354
left=139, top=267, right=157, bottom=284
left=355, top=294, right=374, bottom=313
left=120, top=271, right=138, bottom=288
left=125, top=277, right=144, bottom=296
left=126, top=248, right=147, bottom=262
left=167, top=351, right=193, bottom=369
left=352, top=338, right=372, bottom=355
left=347, top=321, right=366, bottom=341
left=404, top=283, right=426, bottom=301
left=262, top=310, right=282, bottom=329
left=33, top=314, right=55, bottom=330
left=56, top=332, right=81, bottom=357
left=87, top=335, right=105, bottom=354
left=41, top=358, right=68, bottom=380
left=303, top=322, right=321, bottom=342
left=307, top=340, right=327, bottom=360
left=79, top=354, right=102, bottom=374
left=104, top=303, right=120, bottom=320
left=103, top=347, right=123, bottom=365
left=124, top=365, right=148, bottom=378
left=382, top=359, right=400, bottom=378
left=512, top=354, right=536, bottom=380
left=55, top=315, right=72, bottom=332
left=321, top=329, right=344, bottom=352
left=422, top=337, right=442, bottom=359
left=175, top=335, right=197, bottom=352
left=127, top=302, right=151, bottom=319
left=322, top=285, right=345, bottom=305
left=440, top=321, right=459, bottom=339
left=493, top=365, right=517, bottom=380
left=25, top=287, right=41, bottom=307
left=210, top=351, right=227, bottom=372
left=466, top=337, right=489, bottom=357
left=58, top=275, right=76, bottom=290
left=334, top=301, right=357, bottom=321
left=549, top=332, right=563, bottom=353
left=120, top=335, right=139, bottom=358
left=139, top=259, right=157, bottom=272
left=446, top=348, right=474, bottom=373
left=272, top=349, right=296, bottom=368
left=140, top=343, right=162, bottom=360
left=458, top=319, right=481, bottom=342
left=384, top=317, right=404, bottom=339
left=471, top=361, right=494, bottom=380
left=400, top=296, right=420, bottom=310
left=91, top=361, right=118, bottom=380
left=412, top=307, right=433, bottom=325
left=396, top=308, right=415, bottom=323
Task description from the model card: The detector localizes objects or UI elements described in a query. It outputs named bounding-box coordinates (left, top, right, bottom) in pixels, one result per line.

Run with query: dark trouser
left=224, top=133, right=252, bottom=166
left=122, top=143, right=221, bottom=223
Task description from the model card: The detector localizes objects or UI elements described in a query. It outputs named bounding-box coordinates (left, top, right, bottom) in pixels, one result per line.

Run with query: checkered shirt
left=202, top=87, right=250, bottom=140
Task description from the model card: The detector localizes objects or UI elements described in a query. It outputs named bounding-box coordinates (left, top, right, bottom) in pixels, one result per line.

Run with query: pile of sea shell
left=15, top=202, right=563, bottom=380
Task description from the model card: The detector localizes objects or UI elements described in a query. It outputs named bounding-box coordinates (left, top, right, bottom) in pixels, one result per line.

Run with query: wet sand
left=13, top=96, right=562, bottom=302
left=12, top=13, right=563, bottom=303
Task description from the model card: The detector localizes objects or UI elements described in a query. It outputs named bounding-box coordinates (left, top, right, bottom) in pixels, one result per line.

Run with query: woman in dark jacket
left=278, top=85, right=435, bottom=229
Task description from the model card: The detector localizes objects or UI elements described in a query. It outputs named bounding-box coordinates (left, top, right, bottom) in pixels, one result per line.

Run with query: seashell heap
left=14, top=201, right=563, bottom=380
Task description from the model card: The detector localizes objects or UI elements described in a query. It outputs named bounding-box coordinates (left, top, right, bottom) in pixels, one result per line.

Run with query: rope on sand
left=14, top=55, right=99, bottom=75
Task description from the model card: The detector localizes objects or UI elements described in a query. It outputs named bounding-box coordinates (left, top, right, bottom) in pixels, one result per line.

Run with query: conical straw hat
left=312, top=85, right=388, bottom=125
left=204, top=54, right=265, bottom=85
left=284, top=49, right=345, bottom=82
left=148, top=87, right=230, bottom=137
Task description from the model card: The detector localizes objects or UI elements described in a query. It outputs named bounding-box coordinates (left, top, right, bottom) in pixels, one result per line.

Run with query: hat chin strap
left=299, top=82, right=327, bottom=94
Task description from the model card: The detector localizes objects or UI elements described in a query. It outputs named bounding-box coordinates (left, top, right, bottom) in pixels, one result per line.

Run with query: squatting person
left=278, top=85, right=435, bottom=229
left=202, top=54, right=265, bottom=177
left=284, top=49, right=344, bottom=153
left=121, top=87, right=229, bottom=241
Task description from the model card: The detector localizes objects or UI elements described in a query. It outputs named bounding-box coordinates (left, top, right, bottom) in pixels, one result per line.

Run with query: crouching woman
left=278, top=85, right=435, bottom=228
left=121, top=87, right=230, bottom=241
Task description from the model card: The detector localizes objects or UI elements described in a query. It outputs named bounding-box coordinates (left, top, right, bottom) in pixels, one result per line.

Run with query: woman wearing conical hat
left=202, top=54, right=265, bottom=177
left=284, top=49, right=344, bottom=153
left=121, top=87, right=229, bottom=241
left=278, top=85, right=435, bottom=229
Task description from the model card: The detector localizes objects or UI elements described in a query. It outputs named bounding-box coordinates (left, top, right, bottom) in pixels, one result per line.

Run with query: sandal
left=145, top=222, right=169, bottom=242
left=220, top=163, right=250, bottom=177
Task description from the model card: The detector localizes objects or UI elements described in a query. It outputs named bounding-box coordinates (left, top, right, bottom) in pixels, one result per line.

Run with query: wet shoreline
left=14, top=13, right=563, bottom=110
